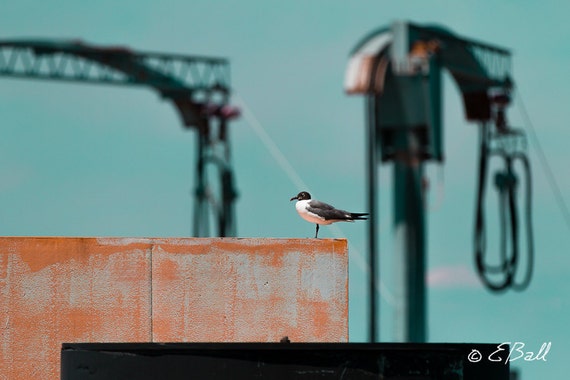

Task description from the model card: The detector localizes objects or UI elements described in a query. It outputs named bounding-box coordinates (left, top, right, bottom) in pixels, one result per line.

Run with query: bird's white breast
left=295, top=200, right=333, bottom=225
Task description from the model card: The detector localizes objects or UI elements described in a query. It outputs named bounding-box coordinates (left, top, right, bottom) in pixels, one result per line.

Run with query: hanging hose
left=474, top=122, right=534, bottom=292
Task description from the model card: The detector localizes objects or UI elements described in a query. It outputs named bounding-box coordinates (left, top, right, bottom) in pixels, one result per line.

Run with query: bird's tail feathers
left=349, top=212, right=369, bottom=220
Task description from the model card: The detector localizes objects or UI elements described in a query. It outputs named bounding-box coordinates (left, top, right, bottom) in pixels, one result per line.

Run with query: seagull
left=290, top=191, right=368, bottom=238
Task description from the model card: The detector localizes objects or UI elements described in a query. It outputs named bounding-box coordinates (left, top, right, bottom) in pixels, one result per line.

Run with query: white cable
left=514, top=88, right=570, bottom=231
left=233, top=95, right=310, bottom=192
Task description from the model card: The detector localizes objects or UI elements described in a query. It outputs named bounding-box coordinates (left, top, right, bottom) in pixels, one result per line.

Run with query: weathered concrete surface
left=0, top=237, right=348, bottom=379
left=151, top=239, right=348, bottom=342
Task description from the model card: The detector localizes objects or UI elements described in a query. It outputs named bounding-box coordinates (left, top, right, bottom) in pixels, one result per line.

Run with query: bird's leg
left=315, top=224, right=319, bottom=238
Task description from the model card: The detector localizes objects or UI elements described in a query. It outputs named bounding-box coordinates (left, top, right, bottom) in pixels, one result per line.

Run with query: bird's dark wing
left=307, top=200, right=352, bottom=220
left=308, top=200, right=335, bottom=210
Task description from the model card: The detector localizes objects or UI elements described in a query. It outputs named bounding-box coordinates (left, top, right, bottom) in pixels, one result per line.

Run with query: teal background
left=1, top=2, right=568, bottom=378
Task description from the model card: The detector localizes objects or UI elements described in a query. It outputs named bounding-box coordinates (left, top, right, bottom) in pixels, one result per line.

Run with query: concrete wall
left=0, top=237, right=348, bottom=379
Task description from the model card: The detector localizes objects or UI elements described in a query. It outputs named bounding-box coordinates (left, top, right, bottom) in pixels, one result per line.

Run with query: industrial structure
left=0, top=39, right=239, bottom=237
left=0, top=22, right=534, bottom=379
left=345, top=21, right=533, bottom=343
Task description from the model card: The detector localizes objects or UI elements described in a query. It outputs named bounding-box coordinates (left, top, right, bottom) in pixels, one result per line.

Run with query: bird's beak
left=290, top=196, right=298, bottom=201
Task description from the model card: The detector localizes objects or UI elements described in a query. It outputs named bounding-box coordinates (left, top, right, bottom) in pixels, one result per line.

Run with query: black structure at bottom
left=61, top=342, right=509, bottom=380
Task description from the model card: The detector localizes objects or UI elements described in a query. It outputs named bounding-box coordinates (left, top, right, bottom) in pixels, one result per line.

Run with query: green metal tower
left=346, top=21, right=523, bottom=342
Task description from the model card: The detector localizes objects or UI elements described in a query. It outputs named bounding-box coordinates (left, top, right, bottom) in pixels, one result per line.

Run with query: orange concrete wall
left=0, top=237, right=347, bottom=379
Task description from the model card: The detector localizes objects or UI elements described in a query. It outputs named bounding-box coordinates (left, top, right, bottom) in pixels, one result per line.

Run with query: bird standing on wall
left=290, top=191, right=368, bottom=238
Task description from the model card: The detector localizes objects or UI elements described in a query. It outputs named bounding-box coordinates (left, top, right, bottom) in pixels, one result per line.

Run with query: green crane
left=346, top=21, right=532, bottom=342
left=0, top=39, right=239, bottom=237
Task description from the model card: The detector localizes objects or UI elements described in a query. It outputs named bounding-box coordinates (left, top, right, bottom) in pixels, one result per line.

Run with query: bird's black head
left=290, top=191, right=311, bottom=201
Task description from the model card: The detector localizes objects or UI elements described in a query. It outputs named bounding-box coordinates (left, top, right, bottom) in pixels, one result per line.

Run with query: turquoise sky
left=2, top=1, right=569, bottom=378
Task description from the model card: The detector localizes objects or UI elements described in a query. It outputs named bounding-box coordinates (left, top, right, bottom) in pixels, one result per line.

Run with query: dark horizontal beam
left=61, top=342, right=511, bottom=380
left=0, top=40, right=230, bottom=98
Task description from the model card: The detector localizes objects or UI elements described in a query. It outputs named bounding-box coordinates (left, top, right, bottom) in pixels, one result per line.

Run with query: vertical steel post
left=393, top=136, right=426, bottom=342
left=366, top=94, right=379, bottom=342
left=193, top=130, right=209, bottom=237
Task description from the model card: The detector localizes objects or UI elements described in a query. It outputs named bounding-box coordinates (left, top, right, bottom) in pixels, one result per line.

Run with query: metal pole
left=366, top=94, right=379, bottom=342
left=193, top=130, right=208, bottom=237
left=393, top=134, right=426, bottom=343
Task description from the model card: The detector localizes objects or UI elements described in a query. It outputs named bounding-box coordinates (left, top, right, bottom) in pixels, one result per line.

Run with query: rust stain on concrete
left=0, top=237, right=348, bottom=379
left=0, top=237, right=152, bottom=379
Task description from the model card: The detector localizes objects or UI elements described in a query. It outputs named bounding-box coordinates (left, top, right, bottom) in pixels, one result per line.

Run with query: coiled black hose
left=474, top=122, right=534, bottom=292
